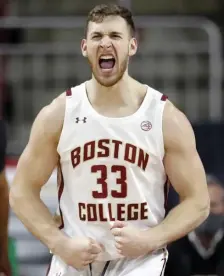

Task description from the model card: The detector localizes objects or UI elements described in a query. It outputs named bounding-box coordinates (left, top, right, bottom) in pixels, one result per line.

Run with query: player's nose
left=100, top=36, right=112, bottom=48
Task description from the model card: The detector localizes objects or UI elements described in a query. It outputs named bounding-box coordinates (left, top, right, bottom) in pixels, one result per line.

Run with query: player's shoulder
left=163, top=100, right=192, bottom=129
left=163, top=101, right=195, bottom=149
left=35, top=82, right=85, bottom=132
left=30, top=92, right=66, bottom=142
left=40, top=92, right=66, bottom=124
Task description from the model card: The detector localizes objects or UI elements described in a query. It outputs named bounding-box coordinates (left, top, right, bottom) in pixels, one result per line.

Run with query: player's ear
left=81, top=39, right=87, bottom=57
left=129, top=37, right=138, bottom=57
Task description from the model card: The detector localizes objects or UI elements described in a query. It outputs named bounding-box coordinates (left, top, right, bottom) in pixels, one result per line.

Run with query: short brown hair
left=86, top=3, right=135, bottom=37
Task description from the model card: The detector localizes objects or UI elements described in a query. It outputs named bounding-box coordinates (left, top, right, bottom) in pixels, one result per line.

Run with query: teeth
left=100, top=55, right=114, bottom=60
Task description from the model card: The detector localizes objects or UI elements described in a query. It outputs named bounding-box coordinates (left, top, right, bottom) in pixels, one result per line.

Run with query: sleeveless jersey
left=57, top=82, right=168, bottom=261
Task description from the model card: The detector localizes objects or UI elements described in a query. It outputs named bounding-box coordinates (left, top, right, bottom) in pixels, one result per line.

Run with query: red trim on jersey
left=45, top=165, right=64, bottom=276
left=101, top=261, right=110, bottom=276
left=161, top=94, right=168, bottom=101
left=164, top=178, right=170, bottom=211
left=5, top=158, right=18, bottom=167
left=159, top=249, right=168, bottom=276
left=66, top=88, right=72, bottom=96
left=45, top=259, right=52, bottom=276
left=57, top=164, right=65, bottom=230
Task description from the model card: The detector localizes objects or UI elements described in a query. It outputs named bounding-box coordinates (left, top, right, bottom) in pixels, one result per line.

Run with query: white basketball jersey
left=57, top=82, right=168, bottom=261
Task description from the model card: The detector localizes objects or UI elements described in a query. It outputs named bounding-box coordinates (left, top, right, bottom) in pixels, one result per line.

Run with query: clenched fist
left=55, top=236, right=103, bottom=270
left=111, top=221, right=153, bottom=258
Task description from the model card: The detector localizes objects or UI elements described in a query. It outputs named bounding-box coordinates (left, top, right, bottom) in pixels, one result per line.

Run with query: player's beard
left=88, top=54, right=129, bottom=87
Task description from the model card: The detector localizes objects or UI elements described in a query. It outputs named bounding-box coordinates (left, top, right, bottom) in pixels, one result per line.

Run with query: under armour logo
left=75, top=117, right=87, bottom=123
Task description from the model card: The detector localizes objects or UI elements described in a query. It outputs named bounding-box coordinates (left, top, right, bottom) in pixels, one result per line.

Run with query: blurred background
left=0, top=0, right=223, bottom=275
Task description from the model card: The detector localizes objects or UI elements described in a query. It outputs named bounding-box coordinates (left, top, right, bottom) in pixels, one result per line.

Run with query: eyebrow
left=110, top=31, right=123, bottom=36
left=91, top=31, right=102, bottom=36
left=90, top=31, right=123, bottom=36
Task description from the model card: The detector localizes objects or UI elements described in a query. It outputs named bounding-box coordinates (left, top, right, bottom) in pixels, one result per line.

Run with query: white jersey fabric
left=56, top=82, right=168, bottom=262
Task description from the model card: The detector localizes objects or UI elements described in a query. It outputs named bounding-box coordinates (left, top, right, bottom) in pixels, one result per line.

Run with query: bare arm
left=9, top=94, right=67, bottom=253
left=148, top=101, right=210, bottom=248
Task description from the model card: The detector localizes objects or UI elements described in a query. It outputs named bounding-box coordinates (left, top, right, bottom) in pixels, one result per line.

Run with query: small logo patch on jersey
left=75, top=117, right=87, bottom=123
left=141, top=121, right=152, bottom=131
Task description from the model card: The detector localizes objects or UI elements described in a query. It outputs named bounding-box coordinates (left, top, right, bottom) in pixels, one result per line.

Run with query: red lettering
left=117, top=204, right=126, bottom=221
left=124, top=143, right=137, bottom=164
left=71, top=141, right=150, bottom=172
left=92, top=165, right=108, bottom=198
left=108, top=203, right=115, bottom=221
left=77, top=202, right=148, bottom=222
left=138, top=149, right=149, bottom=171
left=71, top=147, right=81, bottom=169
left=87, top=204, right=97, bottom=221
left=84, top=141, right=95, bottom=161
left=98, top=139, right=110, bottom=158
left=111, top=165, right=127, bottom=198
left=78, top=202, right=86, bottom=221
left=98, top=204, right=107, bottom=221
left=140, top=202, right=148, bottom=219
left=111, top=140, right=122, bottom=158
left=127, top=203, right=139, bottom=220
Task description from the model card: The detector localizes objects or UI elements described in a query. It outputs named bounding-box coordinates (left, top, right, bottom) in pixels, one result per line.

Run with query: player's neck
left=87, top=74, right=143, bottom=106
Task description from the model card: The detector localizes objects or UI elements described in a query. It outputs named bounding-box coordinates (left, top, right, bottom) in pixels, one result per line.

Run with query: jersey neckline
left=82, top=82, right=151, bottom=121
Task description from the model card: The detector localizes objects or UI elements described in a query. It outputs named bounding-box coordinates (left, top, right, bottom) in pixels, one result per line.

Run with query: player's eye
left=111, top=34, right=121, bottom=39
left=92, top=35, right=101, bottom=39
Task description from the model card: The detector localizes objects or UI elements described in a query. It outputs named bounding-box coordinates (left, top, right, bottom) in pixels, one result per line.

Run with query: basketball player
left=0, top=119, right=11, bottom=276
left=10, top=4, right=210, bottom=276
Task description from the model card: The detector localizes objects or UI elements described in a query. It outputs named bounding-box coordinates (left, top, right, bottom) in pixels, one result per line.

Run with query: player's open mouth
left=99, top=55, right=116, bottom=70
